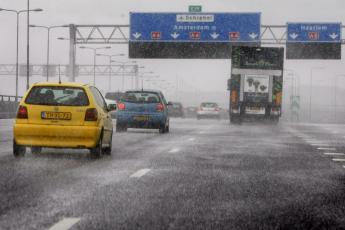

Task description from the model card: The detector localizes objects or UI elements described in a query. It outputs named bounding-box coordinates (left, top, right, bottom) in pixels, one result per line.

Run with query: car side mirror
left=107, top=104, right=117, bottom=111
left=167, top=102, right=173, bottom=106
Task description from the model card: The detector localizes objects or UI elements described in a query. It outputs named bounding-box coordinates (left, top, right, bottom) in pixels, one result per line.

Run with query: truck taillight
left=85, top=108, right=98, bottom=121
left=231, top=90, right=238, bottom=104
left=117, top=103, right=125, bottom=111
left=17, top=105, right=28, bottom=119
left=274, top=92, right=282, bottom=106
left=156, top=103, right=164, bottom=112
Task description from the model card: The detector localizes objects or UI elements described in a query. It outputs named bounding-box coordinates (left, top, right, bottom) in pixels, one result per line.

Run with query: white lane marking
left=343, top=166, right=345, bottom=169
left=169, top=148, right=180, bottom=153
left=188, top=137, right=195, bottom=141
left=198, top=131, right=206, bottom=134
left=318, top=147, right=336, bottom=151
left=324, top=153, right=345, bottom=156
left=130, top=168, right=151, bottom=178
left=49, top=218, right=80, bottom=230
left=332, top=158, right=345, bottom=162
left=310, top=143, right=329, bottom=146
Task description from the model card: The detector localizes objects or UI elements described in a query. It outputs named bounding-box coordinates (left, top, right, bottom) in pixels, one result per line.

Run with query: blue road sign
left=130, top=12, right=261, bottom=42
left=287, top=23, right=341, bottom=42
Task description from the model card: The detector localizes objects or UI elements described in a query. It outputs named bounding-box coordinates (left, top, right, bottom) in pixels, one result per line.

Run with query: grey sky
left=0, top=0, right=344, bottom=105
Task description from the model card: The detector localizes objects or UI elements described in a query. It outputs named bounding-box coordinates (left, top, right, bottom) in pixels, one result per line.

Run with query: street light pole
left=0, top=7, right=42, bottom=100
left=30, top=25, right=68, bottom=81
left=334, top=74, right=345, bottom=123
left=309, top=67, right=324, bottom=122
left=26, top=0, right=30, bottom=90
left=79, top=46, right=111, bottom=86
left=111, top=60, right=137, bottom=91
left=96, top=53, right=125, bottom=91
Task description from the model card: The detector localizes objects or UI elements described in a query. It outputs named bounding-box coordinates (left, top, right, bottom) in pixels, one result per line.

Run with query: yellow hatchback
left=13, top=82, right=115, bottom=157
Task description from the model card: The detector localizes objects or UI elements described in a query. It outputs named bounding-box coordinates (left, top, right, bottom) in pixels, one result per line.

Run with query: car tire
left=165, top=123, right=170, bottom=133
left=103, top=131, right=113, bottom=155
left=159, top=124, right=166, bottom=134
left=90, top=133, right=103, bottom=158
left=31, top=146, right=42, bottom=154
left=13, top=140, right=26, bottom=157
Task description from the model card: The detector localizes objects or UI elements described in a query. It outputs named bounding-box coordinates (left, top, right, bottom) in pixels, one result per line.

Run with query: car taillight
left=215, top=107, right=220, bottom=111
left=85, top=108, right=98, bottom=121
left=117, top=103, right=125, bottom=111
left=198, top=107, right=203, bottom=111
left=156, top=103, right=164, bottom=112
left=17, top=105, right=28, bottom=119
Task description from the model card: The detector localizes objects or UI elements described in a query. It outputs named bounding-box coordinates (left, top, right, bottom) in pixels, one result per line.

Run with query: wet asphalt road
left=1, top=118, right=345, bottom=230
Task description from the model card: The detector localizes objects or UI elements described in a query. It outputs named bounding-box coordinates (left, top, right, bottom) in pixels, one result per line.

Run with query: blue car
left=116, top=90, right=171, bottom=133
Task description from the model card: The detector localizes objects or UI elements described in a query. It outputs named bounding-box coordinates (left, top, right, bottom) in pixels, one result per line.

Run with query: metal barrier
left=0, top=95, right=22, bottom=119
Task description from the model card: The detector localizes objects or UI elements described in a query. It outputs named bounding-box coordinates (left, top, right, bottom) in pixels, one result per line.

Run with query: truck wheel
left=230, top=117, right=241, bottom=125
left=13, top=140, right=26, bottom=157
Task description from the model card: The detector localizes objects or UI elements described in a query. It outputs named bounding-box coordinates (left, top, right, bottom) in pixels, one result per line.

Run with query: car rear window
left=25, top=86, right=89, bottom=106
left=122, top=91, right=161, bottom=103
left=201, top=103, right=218, bottom=108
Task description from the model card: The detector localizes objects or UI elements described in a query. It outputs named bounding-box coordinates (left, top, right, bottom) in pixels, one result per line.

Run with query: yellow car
left=13, top=82, right=115, bottom=157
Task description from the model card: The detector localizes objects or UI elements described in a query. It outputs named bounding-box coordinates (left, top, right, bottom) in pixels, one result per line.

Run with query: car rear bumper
left=117, top=112, right=166, bottom=128
left=14, top=123, right=101, bottom=148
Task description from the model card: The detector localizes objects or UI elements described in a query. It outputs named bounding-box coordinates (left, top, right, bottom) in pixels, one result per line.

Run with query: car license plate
left=41, top=111, right=72, bottom=120
left=134, top=115, right=149, bottom=121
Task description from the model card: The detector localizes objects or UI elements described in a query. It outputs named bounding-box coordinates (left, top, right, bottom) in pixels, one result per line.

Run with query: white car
left=104, top=98, right=117, bottom=118
left=197, top=102, right=221, bottom=120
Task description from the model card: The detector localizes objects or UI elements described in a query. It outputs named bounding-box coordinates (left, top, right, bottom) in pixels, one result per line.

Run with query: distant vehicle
left=116, top=90, right=171, bottom=133
left=13, top=82, right=115, bottom=157
left=168, top=102, right=185, bottom=118
left=104, top=92, right=124, bottom=119
left=104, top=91, right=124, bottom=102
left=184, top=106, right=198, bottom=118
left=104, top=98, right=117, bottom=118
left=228, top=46, right=284, bottom=123
left=197, top=102, right=221, bottom=120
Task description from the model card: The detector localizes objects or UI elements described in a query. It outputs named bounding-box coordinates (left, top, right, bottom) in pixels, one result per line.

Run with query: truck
left=228, top=46, right=284, bottom=123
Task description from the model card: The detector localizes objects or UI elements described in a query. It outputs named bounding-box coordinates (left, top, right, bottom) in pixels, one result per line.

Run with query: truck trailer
left=228, top=46, right=284, bottom=123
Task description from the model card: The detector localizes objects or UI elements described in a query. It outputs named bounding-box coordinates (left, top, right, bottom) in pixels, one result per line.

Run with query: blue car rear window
left=122, top=92, right=161, bottom=104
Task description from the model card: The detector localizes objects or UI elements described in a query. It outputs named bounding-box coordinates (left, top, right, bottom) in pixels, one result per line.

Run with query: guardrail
left=0, top=95, right=22, bottom=102
left=0, top=95, right=22, bottom=119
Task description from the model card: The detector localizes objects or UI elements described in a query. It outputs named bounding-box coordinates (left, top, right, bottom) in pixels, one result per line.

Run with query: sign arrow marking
left=171, top=32, right=180, bottom=39
left=329, top=33, right=339, bottom=40
left=132, top=32, right=141, bottom=39
left=210, top=32, right=220, bottom=39
left=249, top=32, right=258, bottom=39
left=289, top=33, right=299, bottom=40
